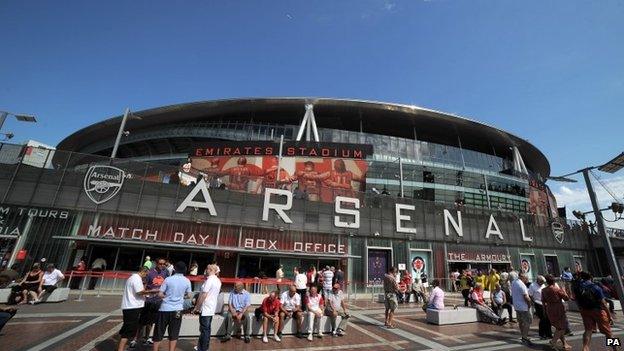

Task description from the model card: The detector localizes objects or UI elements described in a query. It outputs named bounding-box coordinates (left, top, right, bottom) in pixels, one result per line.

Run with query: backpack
left=576, top=282, right=602, bottom=309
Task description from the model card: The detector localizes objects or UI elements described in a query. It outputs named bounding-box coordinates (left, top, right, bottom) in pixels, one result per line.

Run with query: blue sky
left=1, top=1, right=623, bottom=222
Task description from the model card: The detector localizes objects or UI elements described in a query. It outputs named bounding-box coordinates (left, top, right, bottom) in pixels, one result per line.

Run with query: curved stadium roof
left=57, top=98, right=550, bottom=178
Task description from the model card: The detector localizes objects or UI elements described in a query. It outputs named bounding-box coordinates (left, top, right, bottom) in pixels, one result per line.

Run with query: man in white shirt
left=325, top=283, right=349, bottom=336
left=193, top=264, right=221, bottom=351
left=37, top=264, right=65, bottom=302
left=294, top=267, right=308, bottom=310
left=322, top=266, right=334, bottom=298
left=528, top=275, right=552, bottom=339
left=89, top=257, right=107, bottom=290
left=117, top=267, right=153, bottom=351
left=511, top=272, right=533, bottom=345
left=279, top=285, right=303, bottom=338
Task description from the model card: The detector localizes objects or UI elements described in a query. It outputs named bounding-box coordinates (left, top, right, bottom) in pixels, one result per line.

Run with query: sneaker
left=307, top=333, right=313, bottom=341
left=337, top=329, right=345, bottom=336
left=332, top=331, right=337, bottom=337
left=144, top=338, right=154, bottom=345
left=273, top=334, right=281, bottom=342
left=316, top=332, right=323, bottom=338
left=262, top=335, right=268, bottom=343
left=193, top=347, right=198, bottom=351
left=29, top=300, right=36, bottom=305
left=129, top=340, right=137, bottom=349
left=221, top=336, right=231, bottom=342
left=244, top=336, right=251, bottom=343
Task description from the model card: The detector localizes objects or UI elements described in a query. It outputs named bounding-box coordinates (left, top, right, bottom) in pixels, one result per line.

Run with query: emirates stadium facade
left=0, top=98, right=619, bottom=290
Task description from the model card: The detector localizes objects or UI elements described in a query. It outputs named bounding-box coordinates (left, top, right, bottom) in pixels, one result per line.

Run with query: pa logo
left=551, top=221, right=565, bottom=244
left=83, top=165, right=127, bottom=204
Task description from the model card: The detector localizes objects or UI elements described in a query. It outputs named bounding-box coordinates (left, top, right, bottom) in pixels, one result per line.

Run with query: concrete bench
left=426, top=307, right=478, bottom=325
left=426, top=305, right=514, bottom=325
left=0, top=287, right=69, bottom=304
left=174, top=312, right=342, bottom=337
left=567, top=300, right=622, bottom=312
left=0, top=288, right=10, bottom=304
left=40, top=288, right=69, bottom=303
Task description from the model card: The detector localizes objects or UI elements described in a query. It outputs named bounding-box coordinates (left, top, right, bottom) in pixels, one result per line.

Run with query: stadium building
left=0, top=98, right=619, bottom=289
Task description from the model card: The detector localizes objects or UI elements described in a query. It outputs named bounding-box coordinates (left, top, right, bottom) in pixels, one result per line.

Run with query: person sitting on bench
left=36, top=264, right=65, bottom=303
left=471, top=283, right=507, bottom=325
left=279, top=284, right=304, bottom=338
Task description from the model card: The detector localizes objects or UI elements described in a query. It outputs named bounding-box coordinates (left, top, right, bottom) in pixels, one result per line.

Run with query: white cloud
left=383, top=2, right=396, bottom=11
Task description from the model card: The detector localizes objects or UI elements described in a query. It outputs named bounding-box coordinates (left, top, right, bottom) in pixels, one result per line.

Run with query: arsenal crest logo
left=551, top=221, right=565, bottom=244
left=83, top=165, right=127, bottom=204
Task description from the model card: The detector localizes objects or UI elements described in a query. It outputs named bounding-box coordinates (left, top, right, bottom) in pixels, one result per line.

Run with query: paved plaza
left=2, top=292, right=623, bottom=351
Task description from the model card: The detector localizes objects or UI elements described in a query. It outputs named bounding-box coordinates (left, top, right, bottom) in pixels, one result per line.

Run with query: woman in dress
left=19, top=263, right=43, bottom=304
left=541, top=274, right=571, bottom=350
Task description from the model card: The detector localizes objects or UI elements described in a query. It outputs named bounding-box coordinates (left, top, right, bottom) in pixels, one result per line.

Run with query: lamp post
left=110, top=108, right=141, bottom=158
left=550, top=152, right=624, bottom=316
left=0, top=111, right=37, bottom=140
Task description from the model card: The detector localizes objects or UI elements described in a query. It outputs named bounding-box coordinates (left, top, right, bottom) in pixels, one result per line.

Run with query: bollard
left=75, top=272, right=87, bottom=302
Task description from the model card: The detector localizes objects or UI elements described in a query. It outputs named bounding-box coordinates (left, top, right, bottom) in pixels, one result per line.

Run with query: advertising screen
left=183, top=141, right=371, bottom=203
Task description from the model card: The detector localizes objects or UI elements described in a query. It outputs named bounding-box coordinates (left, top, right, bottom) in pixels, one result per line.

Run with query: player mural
left=182, top=142, right=370, bottom=204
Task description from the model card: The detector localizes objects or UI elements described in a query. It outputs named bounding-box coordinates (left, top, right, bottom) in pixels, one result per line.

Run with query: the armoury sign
left=447, top=252, right=512, bottom=263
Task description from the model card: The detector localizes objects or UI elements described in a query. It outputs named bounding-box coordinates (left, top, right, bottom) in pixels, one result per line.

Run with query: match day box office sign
left=77, top=213, right=347, bottom=256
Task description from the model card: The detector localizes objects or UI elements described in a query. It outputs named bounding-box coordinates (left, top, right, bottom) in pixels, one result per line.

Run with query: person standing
left=117, top=267, right=153, bottom=351
left=459, top=270, right=472, bottom=307
left=451, top=269, right=460, bottom=292
left=152, top=261, right=192, bottom=351
left=306, top=286, right=325, bottom=341
left=322, top=266, right=334, bottom=298
left=189, top=261, right=198, bottom=291
left=276, top=264, right=284, bottom=283
left=294, top=267, right=308, bottom=311
left=325, top=283, right=349, bottom=336
left=193, top=264, right=222, bottom=351
left=573, top=271, right=616, bottom=351
left=487, top=269, right=500, bottom=293
left=561, top=267, right=573, bottom=296
left=222, top=282, right=251, bottom=343
left=542, top=274, right=571, bottom=351
left=143, top=256, right=153, bottom=270
left=529, top=275, right=552, bottom=339
left=383, top=267, right=399, bottom=328
left=334, top=266, right=345, bottom=288
left=89, top=256, right=107, bottom=290
left=139, top=258, right=169, bottom=346
left=511, top=272, right=533, bottom=345
left=401, top=271, right=412, bottom=303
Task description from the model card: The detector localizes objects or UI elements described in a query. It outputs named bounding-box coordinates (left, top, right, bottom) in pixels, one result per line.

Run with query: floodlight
left=547, top=176, right=578, bottom=183
left=572, top=210, right=585, bottom=220
left=599, top=152, right=624, bottom=174
left=14, top=114, right=37, bottom=123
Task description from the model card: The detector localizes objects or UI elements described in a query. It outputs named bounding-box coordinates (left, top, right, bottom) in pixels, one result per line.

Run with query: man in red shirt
left=255, top=290, right=282, bottom=343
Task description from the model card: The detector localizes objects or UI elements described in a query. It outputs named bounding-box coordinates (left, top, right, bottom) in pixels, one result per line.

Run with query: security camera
left=123, top=130, right=130, bottom=136
left=374, top=231, right=380, bottom=236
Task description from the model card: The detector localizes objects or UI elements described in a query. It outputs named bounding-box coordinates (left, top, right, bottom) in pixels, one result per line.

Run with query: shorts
left=384, top=293, right=398, bottom=311
left=153, top=311, right=182, bottom=341
left=140, top=300, right=162, bottom=325
left=580, top=309, right=611, bottom=335
left=42, top=285, right=57, bottom=294
left=517, top=310, right=532, bottom=325
left=119, top=308, right=142, bottom=338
